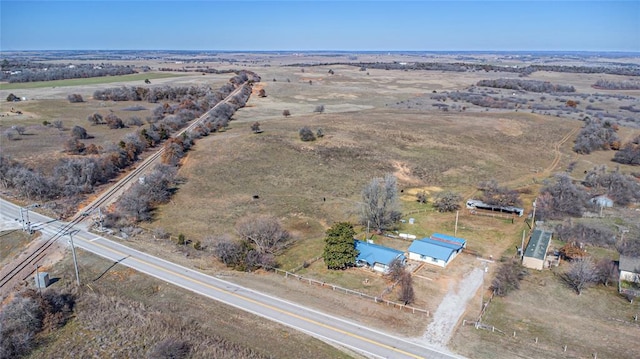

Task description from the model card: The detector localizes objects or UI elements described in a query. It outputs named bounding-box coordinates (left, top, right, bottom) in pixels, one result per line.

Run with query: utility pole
left=98, top=207, right=104, bottom=232
left=530, top=200, right=537, bottom=233
left=67, top=231, right=81, bottom=286
left=455, top=210, right=459, bottom=236
left=35, top=264, right=42, bottom=295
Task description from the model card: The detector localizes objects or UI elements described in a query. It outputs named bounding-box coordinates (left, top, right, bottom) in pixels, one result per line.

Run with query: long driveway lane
left=1, top=199, right=463, bottom=359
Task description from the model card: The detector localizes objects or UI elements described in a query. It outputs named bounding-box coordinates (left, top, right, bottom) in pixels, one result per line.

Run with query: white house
left=407, top=237, right=464, bottom=268
left=619, top=255, right=640, bottom=283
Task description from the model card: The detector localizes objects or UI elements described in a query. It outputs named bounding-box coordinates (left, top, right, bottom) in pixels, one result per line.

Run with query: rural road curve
left=1, top=199, right=465, bottom=359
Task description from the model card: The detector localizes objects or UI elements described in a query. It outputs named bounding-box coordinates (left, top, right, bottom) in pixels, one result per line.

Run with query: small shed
left=591, top=195, right=614, bottom=208
left=619, top=255, right=640, bottom=283
left=522, top=229, right=552, bottom=270
left=355, top=241, right=405, bottom=273
left=408, top=237, right=464, bottom=267
left=34, top=272, right=50, bottom=289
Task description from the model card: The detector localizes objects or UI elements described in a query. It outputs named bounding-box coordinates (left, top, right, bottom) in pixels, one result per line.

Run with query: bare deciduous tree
left=537, top=173, right=588, bottom=220
left=386, top=257, right=405, bottom=282
left=360, top=174, right=401, bottom=232
left=251, top=122, right=261, bottom=133
left=398, top=272, right=415, bottom=305
left=71, top=125, right=88, bottom=139
left=105, top=113, right=125, bottom=129
left=564, top=257, right=598, bottom=295
left=67, top=94, right=84, bottom=103
left=87, top=113, right=103, bottom=125
left=491, top=259, right=528, bottom=297
left=595, top=259, right=618, bottom=287
left=416, top=190, right=428, bottom=204
left=236, top=215, right=290, bottom=254
left=433, top=191, right=462, bottom=212
left=478, top=179, right=522, bottom=207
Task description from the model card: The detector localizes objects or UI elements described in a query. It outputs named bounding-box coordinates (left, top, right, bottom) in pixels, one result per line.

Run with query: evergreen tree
left=322, top=222, right=358, bottom=270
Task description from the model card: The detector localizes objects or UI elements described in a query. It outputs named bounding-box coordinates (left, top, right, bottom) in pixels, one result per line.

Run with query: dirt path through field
left=422, top=267, right=484, bottom=348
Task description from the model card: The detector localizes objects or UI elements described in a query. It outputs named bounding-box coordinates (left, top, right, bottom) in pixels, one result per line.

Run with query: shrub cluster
left=67, top=94, right=84, bottom=103
left=214, top=216, right=289, bottom=271
left=432, top=191, right=462, bottom=212
left=477, top=79, right=575, bottom=93
left=491, top=259, right=528, bottom=297
left=613, top=136, right=640, bottom=165
left=478, top=180, right=522, bottom=207
left=536, top=174, right=589, bottom=220
left=583, top=166, right=640, bottom=205
left=555, top=220, right=617, bottom=248
left=573, top=119, right=619, bottom=154
left=0, top=288, right=75, bottom=358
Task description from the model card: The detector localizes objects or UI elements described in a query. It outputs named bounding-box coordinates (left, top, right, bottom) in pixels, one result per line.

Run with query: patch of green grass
left=0, top=72, right=184, bottom=90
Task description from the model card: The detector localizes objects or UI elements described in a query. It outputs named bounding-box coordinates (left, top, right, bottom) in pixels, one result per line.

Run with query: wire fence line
left=270, top=267, right=429, bottom=316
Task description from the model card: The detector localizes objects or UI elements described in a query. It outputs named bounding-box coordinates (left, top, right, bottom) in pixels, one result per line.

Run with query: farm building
left=354, top=240, right=406, bottom=273
left=522, top=229, right=552, bottom=270
left=619, top=255, right=640, bottom=284
left=466, top=199, right=524, bottom=217
left=408, top=237, right=465, bottom=267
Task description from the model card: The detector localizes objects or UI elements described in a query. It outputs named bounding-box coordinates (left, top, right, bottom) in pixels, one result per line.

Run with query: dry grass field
left=25, top=251, right=354, bottom=359
left=2, top=54, right=640, bottom=358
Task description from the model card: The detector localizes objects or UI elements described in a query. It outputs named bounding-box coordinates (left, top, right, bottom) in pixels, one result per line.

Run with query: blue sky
left=1, top=1, right=638, bottom=52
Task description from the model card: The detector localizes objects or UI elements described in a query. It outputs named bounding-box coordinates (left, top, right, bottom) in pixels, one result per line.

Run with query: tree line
left=592, top=79, right=640, bottom=90
left=286, top=61, right=640, bottom=77
left=0, top=60, right=136, bottom=83
left=477, top=79, right=575, bottom=93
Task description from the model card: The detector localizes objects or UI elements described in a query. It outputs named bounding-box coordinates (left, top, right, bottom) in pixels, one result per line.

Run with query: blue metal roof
left=417, top=237, right=463, bottom=251
left=408, top=239, right=456, bottom=262
left=431, top=233, right=467, bottom=246
left=355, top=241, right=405, bottom=267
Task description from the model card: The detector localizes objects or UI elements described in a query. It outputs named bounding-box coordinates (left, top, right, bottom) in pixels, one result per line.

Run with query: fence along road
left=0, top=199, right=463, bottom=359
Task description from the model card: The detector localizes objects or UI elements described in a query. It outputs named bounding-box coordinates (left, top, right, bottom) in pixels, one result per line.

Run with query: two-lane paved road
left=1, top=199, right=463, bottom=359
